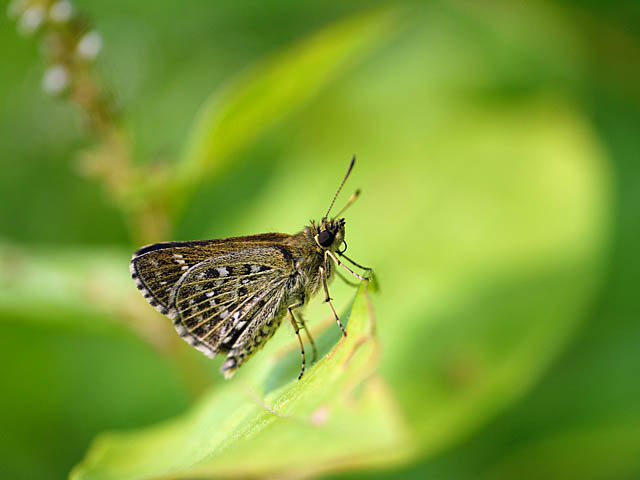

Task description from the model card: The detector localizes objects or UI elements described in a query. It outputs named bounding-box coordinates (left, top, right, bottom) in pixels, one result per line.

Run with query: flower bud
left=77, top=31, right=102, bottom=59
left=49, top=0, right=73, bottom=23
left=42, top=64, right=69, bottom=95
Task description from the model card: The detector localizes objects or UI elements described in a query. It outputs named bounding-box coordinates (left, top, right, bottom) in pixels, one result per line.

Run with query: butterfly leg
left=326, top=250, right=368, bottom=281
left=338, top=252, right=372, bottom=272
left=288, top=298, right=307, bottom=380
left=334, top=269, right=359, bottom=287
left=296, top=312, right=318, bottom=363
left=319, top=264, right=347, bottom=337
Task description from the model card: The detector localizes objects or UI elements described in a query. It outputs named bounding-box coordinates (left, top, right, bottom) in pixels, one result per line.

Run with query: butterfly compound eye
left=317, top=230, right=334, bottom=247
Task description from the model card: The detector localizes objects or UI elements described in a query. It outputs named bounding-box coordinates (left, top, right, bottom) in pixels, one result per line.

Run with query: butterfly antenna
left=331, top=189, right=360, bottom=220
left=324, top=155, right=356, bottom=220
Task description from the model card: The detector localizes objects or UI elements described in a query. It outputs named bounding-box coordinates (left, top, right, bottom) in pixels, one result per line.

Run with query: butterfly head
left=313, top=217, right=346, bottom=252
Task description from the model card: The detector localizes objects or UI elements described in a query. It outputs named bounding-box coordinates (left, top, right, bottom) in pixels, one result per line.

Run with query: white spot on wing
left=206, top=291, right=215, bottom=298
left=250, top=265, right=261, bottom=273
left=194, top=343, right=216, bottom=358
left=220, top=310, right=229, bottom=319
left=217, top=267, right=229, bottom=277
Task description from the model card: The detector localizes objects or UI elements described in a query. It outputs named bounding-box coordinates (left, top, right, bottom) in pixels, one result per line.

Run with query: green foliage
left=173, top=8, right=398, bottom=211
left=1, top=1, right=639, bottom=480
left=71, top=282, right=410, bottom=480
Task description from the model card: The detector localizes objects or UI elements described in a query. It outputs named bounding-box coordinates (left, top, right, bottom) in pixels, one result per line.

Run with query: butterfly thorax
left=279, top=218, right=345, bottom=301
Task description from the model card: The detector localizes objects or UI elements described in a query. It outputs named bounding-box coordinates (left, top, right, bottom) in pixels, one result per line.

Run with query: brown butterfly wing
left=129, top=233, right=291, bottom=314
left=130, top=237, right=295, bottom=364
left=168, top=250, right=290, bottom=359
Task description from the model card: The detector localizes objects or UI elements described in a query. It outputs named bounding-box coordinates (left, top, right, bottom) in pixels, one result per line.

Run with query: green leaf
left=70, top=281, right=409, bottom=480
left=484, top=421, right=640, bottom=480
left=166, top=7, right=400, bottom=212
left=0, top=244, right=130, bottom=330
left=0, top=244, right=193, bottom=480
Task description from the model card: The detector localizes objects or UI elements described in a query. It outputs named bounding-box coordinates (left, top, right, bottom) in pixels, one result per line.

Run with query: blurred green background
left=1, top=0, right=639, bottom=479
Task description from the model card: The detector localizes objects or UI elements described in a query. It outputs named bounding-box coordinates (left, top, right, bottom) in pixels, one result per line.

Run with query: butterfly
left=130, top=156, right=369, bottom=379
